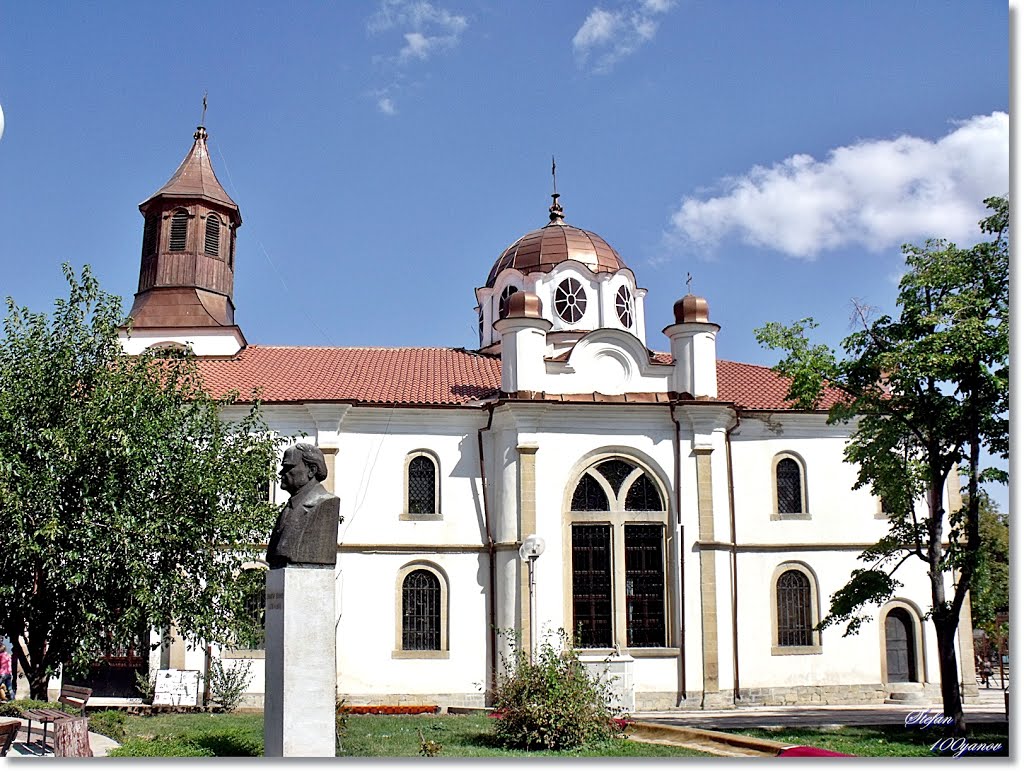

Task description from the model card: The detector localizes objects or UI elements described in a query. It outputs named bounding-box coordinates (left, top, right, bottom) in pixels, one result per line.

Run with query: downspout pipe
left=725, top=411, right=741, bottom=702
left=478, top=404, right=497, bottom=699
left=670, top=403, right=685, bottom=705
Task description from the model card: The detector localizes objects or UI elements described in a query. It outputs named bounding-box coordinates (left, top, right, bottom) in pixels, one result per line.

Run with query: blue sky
left=0, top=1, right=1010, bottom=505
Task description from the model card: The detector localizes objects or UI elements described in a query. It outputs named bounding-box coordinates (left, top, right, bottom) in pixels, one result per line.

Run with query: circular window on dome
left=554, top=278, right=587, bottom=323
left=615, top=285, right=633, bottom=328
left=499, top=285, right=519, bottom=319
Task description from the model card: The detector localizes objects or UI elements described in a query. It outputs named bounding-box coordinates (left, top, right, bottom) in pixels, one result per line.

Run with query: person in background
left=0, top=643, right=13, bottom=701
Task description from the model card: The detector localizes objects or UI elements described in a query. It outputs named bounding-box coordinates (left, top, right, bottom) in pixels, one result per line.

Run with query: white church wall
left=336, top=551, right=488, bottom=703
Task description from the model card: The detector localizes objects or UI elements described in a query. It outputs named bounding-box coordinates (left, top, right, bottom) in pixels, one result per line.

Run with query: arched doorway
left=885, top=608, right=917, bottom=683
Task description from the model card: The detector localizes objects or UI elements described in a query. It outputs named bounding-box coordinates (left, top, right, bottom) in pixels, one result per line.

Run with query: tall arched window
left=204, top=214, right=221, bottom=256
left=567, top=456, right=669, bottom=650
left=394, top=563, right=449, bottom=658
left=403, top=451, right=440, bottom=519
left=770, top=563, right=821, bottom=655
left=772, top=453, right=808, bottom=518
left=168, top=209, right=189, bottom=251
left=402, top=570, right=440, bottom=650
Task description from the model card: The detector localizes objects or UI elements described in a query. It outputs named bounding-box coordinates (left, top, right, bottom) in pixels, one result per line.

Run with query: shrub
left=88, top=710, right=128, bottom=742
left=492, top=629, right=625, bottom=750
left=109, top=738, right=215, bottom=757
left=0, top=698, right=63, bottom=718
left=209, top=657, right=254, bottom=712
left=134, top=668, right=157, bottom=704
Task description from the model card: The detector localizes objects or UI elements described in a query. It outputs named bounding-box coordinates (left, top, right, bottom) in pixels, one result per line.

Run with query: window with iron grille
left=571, top=524, right=613, bottom=648
left=402, top=570, right=441, bottom=650
left=625, top=473, right=663, bottom=511
left=568, top=457, right=669, bottom=650
left=169, top=210, right=188, bottom=251
left=625, top=524, right=665, bottom=647
left=776, top=570, right=813, bottom=646
left=776, top=457, right=803, bottom=514
left=571, top=473, right=609, bottom=511
left=204, top=215, right=221, bottom=256
left=499, top=285, right=519, bottom=319
left=142, top=215, right=158, bottom=257
left=407, top=455, right=436, bottom=514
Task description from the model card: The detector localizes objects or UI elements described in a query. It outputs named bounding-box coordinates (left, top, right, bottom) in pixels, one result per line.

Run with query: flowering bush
left=492, top=629, right=625, bottom=750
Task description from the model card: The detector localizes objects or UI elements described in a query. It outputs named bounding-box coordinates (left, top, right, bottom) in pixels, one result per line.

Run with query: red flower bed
left=341, top=705, right=439, bottom=715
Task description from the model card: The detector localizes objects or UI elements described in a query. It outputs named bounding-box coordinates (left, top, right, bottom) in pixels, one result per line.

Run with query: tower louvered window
left=205, top=215, right=221, bottom=256
left=776, top=458, right=803, bottom=514
left=169, top=210, right=188, bottom=251
left=776, top=570, right=813, bottom=646
left=141, top=215, right=158, bottom=257
left=402, top=570, right=441, bottom=650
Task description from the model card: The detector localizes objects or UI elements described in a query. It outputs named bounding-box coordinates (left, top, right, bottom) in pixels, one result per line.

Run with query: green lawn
left=105, top=712, right=708, bottom=757
left=738, top=723, right=1009, bottom=758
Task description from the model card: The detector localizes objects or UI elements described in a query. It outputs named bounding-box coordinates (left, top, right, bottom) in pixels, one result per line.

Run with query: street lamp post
left=518, top=534, right=546, bottom=663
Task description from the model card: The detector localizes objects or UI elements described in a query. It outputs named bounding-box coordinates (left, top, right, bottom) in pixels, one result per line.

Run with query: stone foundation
left=737, top=683, right=889, bottom=706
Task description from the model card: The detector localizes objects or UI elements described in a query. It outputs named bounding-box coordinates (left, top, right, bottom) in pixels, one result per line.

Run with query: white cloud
left=369, top=1, right=468, bottom=63
left=377, top=96, right=397, bottom=115
left=668, top=112, right=1009, bottom=259
left=572, top=1, right=675, bottom=73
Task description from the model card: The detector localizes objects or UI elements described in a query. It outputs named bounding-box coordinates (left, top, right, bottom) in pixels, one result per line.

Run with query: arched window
left=770, top=563, right=821, bottom=655
left=403, top=451, right=440, bottom=519
left=402, top=570, right=440, bottom=650
left=142, top=214, right=159, bottom=257
left=554, top=277, right=587, bottom=323
left=204, top=214, right=221, bottom=257
left=567, top=456, right=669, bottom=650
left=498, top=285, right=519, bottom=319
left=615, top=285, right=633, bottom=328
left=772, top=453, right=808, bottom=518
left=394, top=564, right=449, bottom=657
left=168, top=209, right=189, bottom=251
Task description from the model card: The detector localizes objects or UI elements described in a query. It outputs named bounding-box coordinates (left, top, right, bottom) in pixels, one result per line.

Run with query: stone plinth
left=264, top=567, right=336, bottom=757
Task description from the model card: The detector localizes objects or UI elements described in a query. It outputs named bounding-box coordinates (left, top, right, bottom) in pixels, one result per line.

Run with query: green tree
left=968, top=491, right=1008, bottom=629
left=0, top=265, right=283, bottom=699
left=755, top=197, right=1008, bottom=734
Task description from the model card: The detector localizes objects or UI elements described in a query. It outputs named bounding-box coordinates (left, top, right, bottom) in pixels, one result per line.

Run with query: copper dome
left=485, top=195, right=628, bottom=288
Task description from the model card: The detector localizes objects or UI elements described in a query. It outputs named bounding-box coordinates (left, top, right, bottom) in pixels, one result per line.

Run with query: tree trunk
left=934, top=617, right=966, bottom=735
left=53, top=717, right=93, bottom=757
left=28, top=670, right=50, bottom=701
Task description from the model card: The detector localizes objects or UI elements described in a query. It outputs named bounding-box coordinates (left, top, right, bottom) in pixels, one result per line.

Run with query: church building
left=115, top=124, right=978, bottom=710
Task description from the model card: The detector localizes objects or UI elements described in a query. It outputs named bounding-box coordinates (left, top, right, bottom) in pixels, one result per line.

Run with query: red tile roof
left=195, top=345, right=842, bottom=410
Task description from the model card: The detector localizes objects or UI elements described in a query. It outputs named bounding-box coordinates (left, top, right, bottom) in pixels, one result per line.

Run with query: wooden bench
left=0, top=719, right=21, bottom=757
left=21, top=684, right=92, bottom=751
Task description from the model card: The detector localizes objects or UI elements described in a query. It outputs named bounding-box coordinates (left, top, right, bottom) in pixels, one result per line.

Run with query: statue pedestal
left=264, top=567, right=336, bottom=757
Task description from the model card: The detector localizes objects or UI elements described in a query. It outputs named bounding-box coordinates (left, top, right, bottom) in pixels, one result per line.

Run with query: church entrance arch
left=884, top=608, right=916, bottom=683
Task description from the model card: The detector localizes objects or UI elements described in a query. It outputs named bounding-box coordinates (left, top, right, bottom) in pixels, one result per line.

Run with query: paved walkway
left=637, top=687, right=1008, bottom=731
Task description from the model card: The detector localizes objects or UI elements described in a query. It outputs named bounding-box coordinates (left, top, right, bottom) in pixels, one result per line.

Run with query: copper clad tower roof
left=128, top=124, right=243, bottom=330
left=485, top=194, right=628, bottom=287
left=141, top=126, right=240, bottom=219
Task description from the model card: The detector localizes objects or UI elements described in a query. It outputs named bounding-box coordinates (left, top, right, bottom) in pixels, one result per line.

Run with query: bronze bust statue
left=266, top=443, right=342, bottom=569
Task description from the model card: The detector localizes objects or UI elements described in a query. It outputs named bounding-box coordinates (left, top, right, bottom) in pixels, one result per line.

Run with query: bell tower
left=120, top=123, right=246, bottom=356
